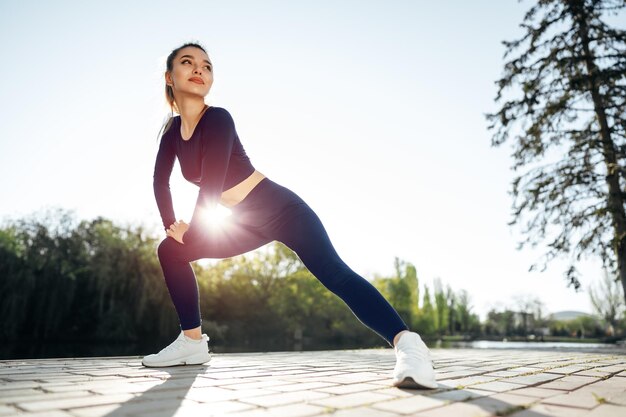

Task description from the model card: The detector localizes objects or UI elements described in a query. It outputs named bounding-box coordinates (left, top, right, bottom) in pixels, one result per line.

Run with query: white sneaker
left=392, top=331, right=438, bottom=389
left=142, top=330, right=211, bottom=367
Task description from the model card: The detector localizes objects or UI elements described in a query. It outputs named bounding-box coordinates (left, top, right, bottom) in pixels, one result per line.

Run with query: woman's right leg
left=156, top=216, right=274, bottom=332
left=145, top=209, right=275, bottom=367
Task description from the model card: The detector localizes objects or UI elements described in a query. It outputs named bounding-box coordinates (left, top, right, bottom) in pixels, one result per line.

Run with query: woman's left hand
left=166, top=220, right=189, bottom=244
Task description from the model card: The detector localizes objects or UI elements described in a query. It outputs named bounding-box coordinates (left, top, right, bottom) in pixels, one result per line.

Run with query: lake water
left=1, top=339, right=624, bottom=360
left=443, top=340, right=626, bottom=353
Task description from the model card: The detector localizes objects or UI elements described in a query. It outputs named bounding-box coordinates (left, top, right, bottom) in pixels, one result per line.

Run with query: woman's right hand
left=166, top=220, right=189, bottom=244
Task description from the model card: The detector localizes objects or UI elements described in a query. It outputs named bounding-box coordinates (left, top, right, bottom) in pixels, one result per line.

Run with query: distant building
left=537, top=327, right=550, bottom=336
left=548, top=310, right=595, bottom=321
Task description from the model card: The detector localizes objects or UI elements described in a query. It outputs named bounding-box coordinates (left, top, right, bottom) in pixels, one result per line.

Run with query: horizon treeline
left=0, top=207, right=616, bottom=359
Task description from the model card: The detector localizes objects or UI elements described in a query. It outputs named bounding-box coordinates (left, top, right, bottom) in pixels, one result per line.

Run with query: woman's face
left=166, top=46, right=214, bottom=100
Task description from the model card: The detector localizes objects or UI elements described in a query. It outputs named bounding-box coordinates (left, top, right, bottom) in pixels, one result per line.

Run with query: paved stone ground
left=1, top=347, right=625, bottom=417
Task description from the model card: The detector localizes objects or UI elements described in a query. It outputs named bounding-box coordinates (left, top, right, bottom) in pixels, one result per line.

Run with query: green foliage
left=415, top=285, right=436, bottom=335
left=433, top=278, right=449, bottom=336
left=9, top=207, right=616, bottom=357
left=372, top=257, right=420, bottom=330
left=0, top=207, right=176, bottom=343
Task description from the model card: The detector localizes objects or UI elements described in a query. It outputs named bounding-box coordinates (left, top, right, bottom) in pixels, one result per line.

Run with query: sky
left=1, top=0, right=624, bottom=323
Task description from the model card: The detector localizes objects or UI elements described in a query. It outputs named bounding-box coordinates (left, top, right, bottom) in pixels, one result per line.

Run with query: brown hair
left=156, top=41, right=210, bottom=143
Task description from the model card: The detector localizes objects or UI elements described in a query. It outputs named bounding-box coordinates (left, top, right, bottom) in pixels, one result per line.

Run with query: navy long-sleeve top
left=153, top=106, right=256, bottom=244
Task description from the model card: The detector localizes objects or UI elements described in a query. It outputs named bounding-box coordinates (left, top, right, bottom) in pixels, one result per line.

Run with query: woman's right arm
left=153, top=133, right=177, bottom=233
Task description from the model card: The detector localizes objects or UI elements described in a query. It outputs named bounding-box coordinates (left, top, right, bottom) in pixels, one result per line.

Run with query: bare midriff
left=219, top=169, right=266, bottom=208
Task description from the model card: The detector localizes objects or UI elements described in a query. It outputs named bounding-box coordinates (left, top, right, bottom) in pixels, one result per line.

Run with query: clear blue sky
left=2, top=0, right=623, bottom=322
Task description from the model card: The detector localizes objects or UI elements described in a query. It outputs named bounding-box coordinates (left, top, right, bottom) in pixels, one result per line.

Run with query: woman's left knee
left=157, top=237, right=185, bottom=262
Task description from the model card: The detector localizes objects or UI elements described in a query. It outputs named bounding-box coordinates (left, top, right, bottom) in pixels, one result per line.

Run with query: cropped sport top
left=153, top=106, right=256, bottom=244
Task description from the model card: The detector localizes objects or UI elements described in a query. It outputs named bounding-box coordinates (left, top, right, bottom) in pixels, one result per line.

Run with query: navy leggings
left=156, top=177, right=409, bottom=347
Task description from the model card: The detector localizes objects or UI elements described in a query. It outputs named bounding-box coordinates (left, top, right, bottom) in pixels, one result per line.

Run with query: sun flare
left=202, top=205, right=233, bottom=228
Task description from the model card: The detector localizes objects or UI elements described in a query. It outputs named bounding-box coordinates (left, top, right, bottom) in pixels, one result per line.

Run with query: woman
left=143, top=41, right=437, bottom=390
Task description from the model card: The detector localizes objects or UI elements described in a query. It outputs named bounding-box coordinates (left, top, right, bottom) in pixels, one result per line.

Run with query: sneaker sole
left=142, top=352, right=212, bottom=368
left=393, top=376, right=438, bottom=389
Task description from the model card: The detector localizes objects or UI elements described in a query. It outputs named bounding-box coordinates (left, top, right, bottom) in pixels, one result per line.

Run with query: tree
left=372, top=257, right=420, bottom=328
left=397, top=258, right=420, bottom=317
left=446, top=284, right=458, bottom=335
left=415, top=284, right=436, bottom=335
left=589, top=265, right=626, bottom=332
left=485, top=308, right=517, bottom=336
left=485, top=0, right=626, bottom=305
left=433, top=277, right=449, bottom=336
left=456, top=289, right=474, bottom=334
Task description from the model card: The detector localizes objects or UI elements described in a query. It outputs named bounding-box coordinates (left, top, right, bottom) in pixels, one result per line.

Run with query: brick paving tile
left=19, top=411, right=74, bottom=417
left=371, top=386, right=416, bottom=398
left=68, top=399, right=205, bottom=417
left=547, top=365, right=599, bottom=374
left=314, top=406, right=399, bottom=416
left=368, top=394, right=446, bottom=414
left=195, top=376, right=251, bottom=386
left=540, top=380, right=626, bottom=409
left=89, top=382, right=162, bottom=395
left=71, top=404, right=155, bottom=417
left=3, top=372, right=76, bottom=381
left=469, top=380, right=527, bottom=392
left=540, top=390, right=606, bottom=409
left=0, top=347, right=624, bottom=416
left=508, top=386, right=568, bottom=399
left=314, top=382, right=386, bottom=395
left=309, top=391, right=395, bottom=409
left=411, top=401, right=494, bottom=417
left=483, top=370, right=523, bottom=378
left=132, top=388, right=200, bottom=402
left=504, top=372, right=564, bottom=386
left=609, top=391, right=626, bottom=406
left=426, top=388, right=488, bottom=402
left=0, top=404, right=19, bottom=415
left=433, top=370, right=484, bottom=379
left=539, top=375, right=601, bottom=391
left=135, top=405, right=217, bottom=417
left=66, top=405, right=109, bottom=417
left=586, top=404, right=626, bottom=417
left=0, top=387, right=42, bottom=398
left=189, top=399, right=257, bottom=414
left=220, top=403, right=328, bottom=417
left=219, top=379, right=300, bottom=390
left=507, top=366, right=548, bottom=374
left=0, top=389, right=92, bottom=404
left=437, top=375, right=498, bottom=388
left=433, top=365, right=474, bottom=372
left=0, top=381, right=41, bottom=390
left=242, top=381, right=338, bottom=393
left=186, top=387, right=280, bottom=403
left=476, top=364, right=516, bottom=371
left=464, top=392, right=539, bottom=414
left=237, top=390, right=331, bottom=407
left=508, top=403, right=593, bottom=417
left=313, top=372, right=389, bottom=384
left=276, top=371, right=348, bottom=379
left=594, top=364, right=626, bottom=373
left=16, top=393, right=136, bottom=412
left=575, top=369, right=617, bottom=378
